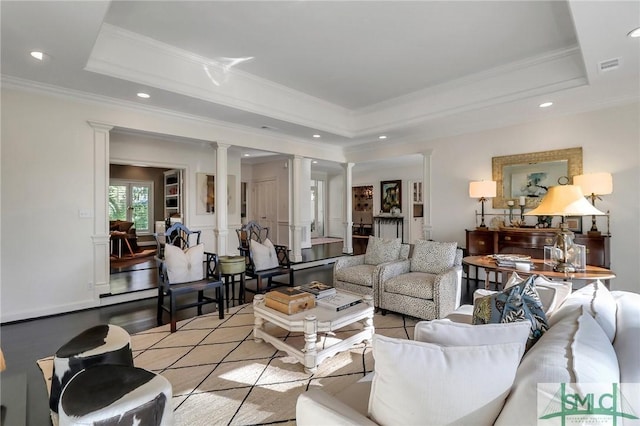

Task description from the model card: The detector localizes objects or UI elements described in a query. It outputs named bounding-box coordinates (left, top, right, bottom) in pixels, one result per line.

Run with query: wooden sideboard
left=465, top=228, right=610, bottom=268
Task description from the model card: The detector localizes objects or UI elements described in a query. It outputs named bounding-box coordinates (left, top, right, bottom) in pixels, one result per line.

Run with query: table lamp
left=469, top=180, right=497, bottom=229
left=525, top=185, right=604, bottom=273
left=573, top=172, right=612, bottom=235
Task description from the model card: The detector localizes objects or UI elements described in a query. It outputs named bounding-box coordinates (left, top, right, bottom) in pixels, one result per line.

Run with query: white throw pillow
left=414, top=319, right=530, bottom=352
left=368, top=334, right=524, bottom=426
left=164, top=243, right=204, bottom=284
left=496, top=306, right=619, bottom=426
left=548, top=280, right=617, bottom=342
left=410, top=240, right=458, bottom=273
left=250, top=238, right=280, bottom=271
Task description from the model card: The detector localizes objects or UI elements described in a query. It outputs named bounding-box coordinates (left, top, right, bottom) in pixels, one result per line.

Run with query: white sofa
left=296, top=281, right=640, bottom=425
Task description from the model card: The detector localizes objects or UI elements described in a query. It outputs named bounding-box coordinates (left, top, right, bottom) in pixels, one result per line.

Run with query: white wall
left=0, top=88, right=311, bottom=322
left=1, top=86, right=638, bottom=323
left=346, top=102, right=639, bottom=292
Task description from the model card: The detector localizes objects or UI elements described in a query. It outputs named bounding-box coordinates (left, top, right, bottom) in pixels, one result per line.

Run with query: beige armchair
left=333, top=236, right=410, bottom=307
left=379, top=240, right=463, bottom=320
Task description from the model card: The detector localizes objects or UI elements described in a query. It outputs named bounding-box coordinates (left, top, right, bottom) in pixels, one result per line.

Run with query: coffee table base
left=253, top=294, right=374, bottom=374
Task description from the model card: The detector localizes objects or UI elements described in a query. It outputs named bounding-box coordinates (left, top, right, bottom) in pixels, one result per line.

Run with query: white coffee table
left=253, top=292, right=374, bottom=373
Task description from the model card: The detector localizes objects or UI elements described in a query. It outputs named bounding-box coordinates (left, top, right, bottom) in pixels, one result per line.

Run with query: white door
left=252, top=179, right=277, bottom=237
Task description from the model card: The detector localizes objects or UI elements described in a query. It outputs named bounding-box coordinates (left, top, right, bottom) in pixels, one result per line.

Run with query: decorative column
left=88, top=121, right=113, bottom=299
left=343, top=162, right=354, bottom=254
left=215, top=143, right=230, bottom=255
left=421, top=150, right=433, bottom=240
left=290, top=155, right=303, bottom=262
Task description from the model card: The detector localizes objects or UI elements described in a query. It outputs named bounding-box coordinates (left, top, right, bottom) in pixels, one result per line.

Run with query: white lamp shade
left=574, top=173, right=613, bottom=196
left=469, top=180, right=497, bottom=198
left=525, top=185, right=605, bottom=217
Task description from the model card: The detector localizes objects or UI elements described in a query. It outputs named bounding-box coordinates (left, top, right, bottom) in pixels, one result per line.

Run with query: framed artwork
left=492, top=147, right=583, bottom=209
left=380, top=180, right=401, bottom=213
left=565, top=216, right=583, bottom=233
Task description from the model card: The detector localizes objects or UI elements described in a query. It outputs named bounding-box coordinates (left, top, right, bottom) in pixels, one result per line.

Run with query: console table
left=373, top=216, right=404, bottom=242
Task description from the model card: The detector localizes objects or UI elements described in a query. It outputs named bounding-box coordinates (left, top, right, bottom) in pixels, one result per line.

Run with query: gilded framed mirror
left=492, top=147, right=583, bottom=209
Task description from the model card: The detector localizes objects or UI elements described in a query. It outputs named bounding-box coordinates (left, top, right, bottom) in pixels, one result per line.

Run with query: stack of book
left=492, top=254, right=532, bottom=268
left=316, top=293, right=362, bottom=312
left=297, top=281, right=337, bottom=299
left=264, top=287, right=315, bottom=315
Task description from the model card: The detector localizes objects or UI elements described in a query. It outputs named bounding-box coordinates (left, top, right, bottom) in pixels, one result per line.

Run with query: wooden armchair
left=236, top=221, right=294, bottom=294
left=155, top=223, right=224, bottom=332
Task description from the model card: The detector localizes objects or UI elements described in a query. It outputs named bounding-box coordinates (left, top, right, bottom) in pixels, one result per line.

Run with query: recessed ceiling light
left=312, top=160, right=318, bottom=164
left=137, top=92, right=150, bottom=99
left=243, top=153, right=250, bottom=157
left=539, top=102, right=553, bottom=108
left=30, top=51, right=45, bottom=61
left=312, top=134, right=321, bottom=138
left=628, top=27, right=640, bottom=38
left=378, top=135, right=387, bottom=140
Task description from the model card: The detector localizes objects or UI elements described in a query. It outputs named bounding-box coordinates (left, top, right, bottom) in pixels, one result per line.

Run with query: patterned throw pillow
left=410, top=240, right=458, bottom=273
left=472, top=275, right=549, bottom=349
left=364, top=236, right=402, bottom=265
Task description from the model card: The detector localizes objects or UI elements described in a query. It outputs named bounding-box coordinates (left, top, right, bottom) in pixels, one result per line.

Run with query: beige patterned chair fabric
left=378, top=244, right=463, bottom=320
left=333, top=236, right=410, bottom=307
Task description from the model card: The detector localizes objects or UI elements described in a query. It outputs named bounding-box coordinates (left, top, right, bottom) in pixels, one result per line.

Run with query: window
left=109, top=180, right=153, bottom=233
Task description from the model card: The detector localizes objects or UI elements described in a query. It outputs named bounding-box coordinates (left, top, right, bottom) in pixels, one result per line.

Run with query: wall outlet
left=87, top=282, right=93, bottom=291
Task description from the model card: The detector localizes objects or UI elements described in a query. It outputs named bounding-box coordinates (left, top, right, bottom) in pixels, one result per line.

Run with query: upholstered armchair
left=378, top=240, right=463, bottom=320
left=333, top=236, right=410, bottom=307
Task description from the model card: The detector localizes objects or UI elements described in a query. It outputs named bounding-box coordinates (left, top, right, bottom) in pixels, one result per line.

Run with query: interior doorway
left=310, top=178, right=325, bottom=237
left=108, top=163, right=184, bottom=295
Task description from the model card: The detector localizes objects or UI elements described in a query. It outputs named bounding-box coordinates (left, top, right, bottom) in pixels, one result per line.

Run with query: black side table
left=222, top=271, right=246, bottom=311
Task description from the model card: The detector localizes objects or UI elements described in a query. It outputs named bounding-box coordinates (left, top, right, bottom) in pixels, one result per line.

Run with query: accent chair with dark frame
left=236, top=221, right=294, bottom=294
left=154, top=222, right=224, bottom=332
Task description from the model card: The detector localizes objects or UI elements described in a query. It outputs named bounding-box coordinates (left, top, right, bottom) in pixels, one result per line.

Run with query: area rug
left=37, top=304, right=415, bottom=425
left=310, top=237, right=343, bottom=246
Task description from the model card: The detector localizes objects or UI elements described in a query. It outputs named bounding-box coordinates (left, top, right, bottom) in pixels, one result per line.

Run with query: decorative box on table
left=265, top=287, right=315, bottom=315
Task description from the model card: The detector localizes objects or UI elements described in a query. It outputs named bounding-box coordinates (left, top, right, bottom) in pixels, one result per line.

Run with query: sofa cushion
left=612, top=291, right=640, bottom=383
left=364, top=236, right=402, bottom=265
left=369, top=334, right=523, bottom=426
left=414, top=319, right=530, bottom=350
left=334, top=264, right=377, bottom=287
left=495, top=306, right=620, bottom=426
left=382, top=272, right=435, bottom=299
left=250, top=238, right=280, bottom=271
left=473, top=275, right=549, bottom=349
left=164, top=243, right=204, bottom=283
left=410, top=240, right=457, bottom=274
left=549, top=280, right=616, bottom=342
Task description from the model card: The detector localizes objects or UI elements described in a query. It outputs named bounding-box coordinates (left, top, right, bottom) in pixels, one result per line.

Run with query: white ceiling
left=2, top=1, right=639, bottom=164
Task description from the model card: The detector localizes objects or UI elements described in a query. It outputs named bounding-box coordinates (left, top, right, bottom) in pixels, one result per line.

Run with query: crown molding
left=86, top=24, right=355, bottom=137
left=1, top=75, right=345, bottom=161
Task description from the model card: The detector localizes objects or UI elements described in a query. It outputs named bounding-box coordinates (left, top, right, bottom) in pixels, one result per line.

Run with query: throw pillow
left=164, top=243, right=204, bottom=284
left=414, top=319, right=530, bottom=353
left=473, top=275, right=549, bottom=349
left=495, top=306, right=619, bottom=426
left=503, top=272, right=572, bottom=316
left=368, top=334, right=524, bottom=426
left=250, top=238, right=280, bottom=271
left=548, top=280, right=616, bottom=342
left=363, top=236, right=402, bottom=265
left=410, top=240, right=457, bottom=274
